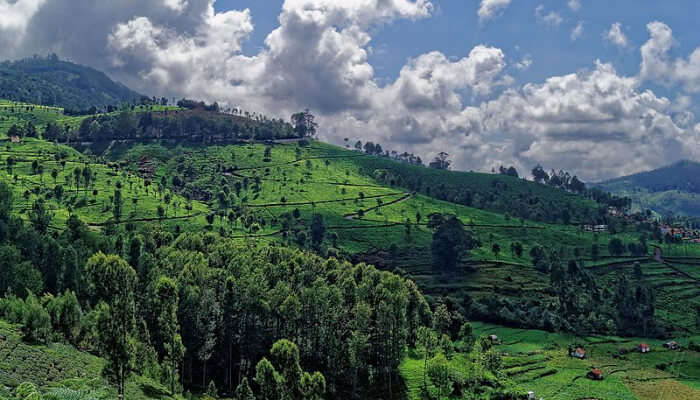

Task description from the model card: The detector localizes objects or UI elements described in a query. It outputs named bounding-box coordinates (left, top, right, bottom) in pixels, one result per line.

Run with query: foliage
left=0, top=56, right=141, bottom=110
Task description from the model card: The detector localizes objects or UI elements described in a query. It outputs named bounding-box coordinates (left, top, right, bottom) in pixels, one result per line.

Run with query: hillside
left=0, top=99, right=699, bottom=399
left=0, top=56, right=142, bottom=110
left=598, top=160, right=700, bottom=216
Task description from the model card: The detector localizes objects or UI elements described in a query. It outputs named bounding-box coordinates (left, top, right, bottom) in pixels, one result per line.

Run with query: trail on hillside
left=343, top=192, right=413, bottom=220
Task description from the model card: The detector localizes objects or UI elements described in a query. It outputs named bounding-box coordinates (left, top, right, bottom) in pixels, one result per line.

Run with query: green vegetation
left=0, top=56, right=142, bottom=110
left=0, top=98, right=698, bottom=399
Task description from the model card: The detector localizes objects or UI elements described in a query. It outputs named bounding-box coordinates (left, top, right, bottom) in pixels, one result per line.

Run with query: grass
left=2, top=99, right=700, bottom=398
left=468, top=322, right=700, bottom=400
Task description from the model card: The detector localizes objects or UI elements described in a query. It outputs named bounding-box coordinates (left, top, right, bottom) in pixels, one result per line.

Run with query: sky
left=1, top=0, right=700, bottom=181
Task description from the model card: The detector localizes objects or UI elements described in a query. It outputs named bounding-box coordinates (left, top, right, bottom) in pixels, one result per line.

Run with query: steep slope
left=597, top=160, right=700, bottom=216
left=0, top=56, right=142, bottom=110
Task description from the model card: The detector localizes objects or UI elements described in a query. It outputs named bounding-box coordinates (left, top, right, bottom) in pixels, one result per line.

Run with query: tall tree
left=86, top=253, right=138, bottom=399
left=153, top=276, right=185, bottom=394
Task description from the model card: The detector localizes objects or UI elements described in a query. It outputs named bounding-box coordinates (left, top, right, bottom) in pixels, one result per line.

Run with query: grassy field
left=469, top=322, right=700, bottom=400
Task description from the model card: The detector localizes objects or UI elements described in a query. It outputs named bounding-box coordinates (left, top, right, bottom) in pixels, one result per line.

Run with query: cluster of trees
left=531, top=165, right=586, bottom=194
left=352, top=140, right=423, bottom=166
left=0, top=181, right=433, bottom=398
left=430, top=215, right=481, bottom=273
left=7, top=121, right=39, bottom=138
left=411, top=308, right=525, bottom=399
left=473, top=249, right=661, bottom=337
left=498, top=166, right=519, bottom=178
left=52, top=108, right=311, bottom=143
left=532, top=165, right=632, bottom=211
left=358, top=156, right=602, bottom=224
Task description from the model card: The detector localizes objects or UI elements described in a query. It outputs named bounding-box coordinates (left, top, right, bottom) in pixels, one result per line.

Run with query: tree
left=0, top=182, right=12, bottom=221
left=270, top=339, right=303, bottom=399
left=22, top=292, right=51, bottom=343
left=591, top=244, right=600, bottom=261
left=458, top=322, right=476, bottom=353
left=417, top=326, right=438, bottom=390
left=234, top=377, right=255, bottom=400
left=510, top=242, right=523, bottom=258
left=531, top=164, right=549, bottom=184
left=113, top=189, right=123, bottom=221
left=433, top=304, right=451, bottom=335
left=291, top=109, right=318, bottom=137
left=427, top=353, right=452, bottom=399
left=310, top=214, right=326, bottom=248
left=153, top=276, right=185, bottom=394
left=429, top=152, right=451, bottom=170
left=29, top=198, right=53, bottom=233
left=608, top=238, right=625, bottom=257
left=492, top=243, right=501, bottom=259
left=86, top=253, right=138, bottom=399
left=431, top=216, right=477, bottom=272
left=255, top=357, right=280, bottom=400
left=633, top=261, right=643, bottom=280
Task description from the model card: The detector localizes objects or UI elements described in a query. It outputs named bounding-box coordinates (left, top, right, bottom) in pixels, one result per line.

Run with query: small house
left=9, top=135, right=20, bottom=143
left=488, top=334, right=499, bottom=343
left=664, top=341, right=680, bottom=350
left=638, top=343, right=651, bottom=353
left=570, top=347, right=586, bottom=359
left=527, top=391, right=535, bottom=400
left=587, top=368, right=604, bottom=380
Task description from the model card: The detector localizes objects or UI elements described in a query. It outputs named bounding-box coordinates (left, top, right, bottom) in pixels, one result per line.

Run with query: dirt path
left=343, top=193, right=413, bottom=220
left=244, top=192, right=403, bottom=208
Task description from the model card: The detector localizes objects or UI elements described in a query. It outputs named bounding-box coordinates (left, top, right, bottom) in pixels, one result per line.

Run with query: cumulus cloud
left=1, top=0, right=698, bottom=180
left=478, top=61, right=694, bottom=181
left=640, top=21, right=700, bottom=93
left=571, top=21, right=584, bottom=41
left=568, top=0, right=581, bottom=11
left=535, top=5, right=563, bottom=27
left=604, top=22, right=628, bottom=48
left=478, top=0, right=511, bottom=22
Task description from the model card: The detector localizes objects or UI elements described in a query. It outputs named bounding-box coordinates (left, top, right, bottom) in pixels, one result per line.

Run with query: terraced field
left=472, top=323, right=700, bottom=400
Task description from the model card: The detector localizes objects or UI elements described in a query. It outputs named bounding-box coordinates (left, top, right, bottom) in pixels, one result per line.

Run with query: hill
left=0, top=98, right=699, bottom=399
left=598, top=160, right=700, bottom=216
left=0, top=56, right=142, bottom=110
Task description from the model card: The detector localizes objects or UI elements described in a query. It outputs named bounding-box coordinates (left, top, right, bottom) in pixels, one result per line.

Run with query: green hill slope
left=1, top=98, right=699, bottom=399
left=0, top=56, right=142, bottom=110
left=597, top=160, right=700, bottom=216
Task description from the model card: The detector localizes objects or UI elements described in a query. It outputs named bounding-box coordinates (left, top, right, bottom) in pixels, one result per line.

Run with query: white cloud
left=477, top=61, right=694, bottom=181
left=640, top=21, right=700, bottom=93
left=571, top=21, right=584, bottom=41
left=163, top=0, right=188, bottom=12
left=604, top=22, right=628, bottom=48
left=0, top=0, right=46, bottom=52
left=515, top=54, right=533, bottom=70
left=1, top=1, right=699, bottom=180
left=568, top=0, right=581, bottom=11
left=478, top=0, right=511, bottom=22
left=535, top=5, right=562, bottom=27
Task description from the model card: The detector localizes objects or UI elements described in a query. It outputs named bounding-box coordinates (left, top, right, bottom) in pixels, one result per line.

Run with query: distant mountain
left=0, top=55, right=142, bottom=110
left=597, top=160, right=700, bottom=216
